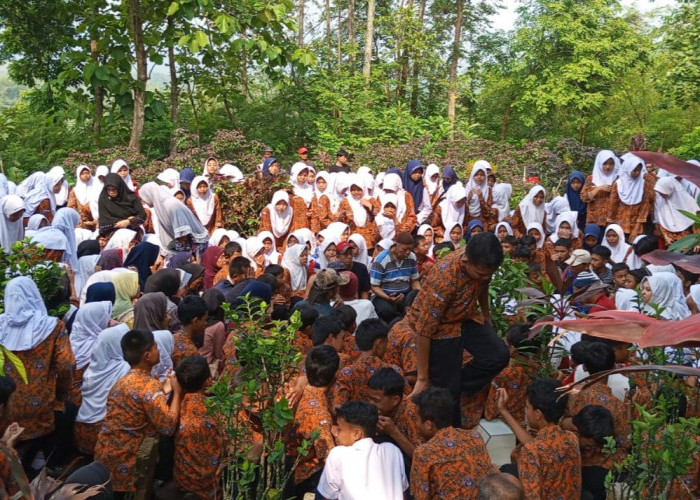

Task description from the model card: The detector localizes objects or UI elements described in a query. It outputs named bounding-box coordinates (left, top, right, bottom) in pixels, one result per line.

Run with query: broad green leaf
left=194, top=30, right=209, bottom=49
left=167, top=1, right=179, bottom=16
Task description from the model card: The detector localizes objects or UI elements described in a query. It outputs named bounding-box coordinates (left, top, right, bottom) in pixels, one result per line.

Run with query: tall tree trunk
left=325, top=0, right=332, bottom=48
left=186, top=81, right=200, bottom=145
left=363, top=0, right=375, bottom=90
left=128, top=0, right=147, bottom=152
left=409, top=0, right=427, bottom=114
left=298, top=0, right=305, bottom=47
left=447, top=0, right=464, bottom=140
left=336, top=0, right=342, bottom=69
left=501, top=102, right=511, bottom=141
left=167, top=17, right=179, bottom=156
left=241, top=33, right=250, bottom=99
left=90, top=37, right=103, bottom=147
left=348, top=0, right=355, bottom=70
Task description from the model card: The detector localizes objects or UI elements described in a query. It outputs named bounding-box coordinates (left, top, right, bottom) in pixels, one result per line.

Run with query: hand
left=115, top=219, right=130, bottom=229
left=472, top=187, right=482, bottom=197
left=377, top=415, right=397, bottom=436
left=392, top=293, right=405, bottom=304
left=167, top=370, right=182, bottom=397
left=1, top=422, right=24, bottom=448
left=598, top=185, right=612, bottom=193
left=271, top=294, right=286, bottom=306
left=496, top=387, right=509, bottom=412
left=409, top=378, right=429, bottom=399
left=286, top=376, right=307, bottom=407
left=361, top=199, right=373, bottom=210
left=333, top=298, right=345, bottom=308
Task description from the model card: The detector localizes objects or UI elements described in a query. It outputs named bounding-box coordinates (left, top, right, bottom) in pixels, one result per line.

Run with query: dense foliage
left=0, top=0, right=698, bottom=182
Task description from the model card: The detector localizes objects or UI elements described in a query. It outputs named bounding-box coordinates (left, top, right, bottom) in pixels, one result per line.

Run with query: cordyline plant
left=487, top=255, right=531, bottom=337
left=205, top=296, right=314, bottom=500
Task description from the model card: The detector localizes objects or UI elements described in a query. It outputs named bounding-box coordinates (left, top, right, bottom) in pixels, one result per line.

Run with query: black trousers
left=372, top=290, right=419, bottom=324
left=428, top=320, right=509, bottom=426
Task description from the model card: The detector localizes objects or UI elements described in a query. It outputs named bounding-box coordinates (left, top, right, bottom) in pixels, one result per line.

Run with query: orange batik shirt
left=293, top=385, right=335, bottom=484
left=333, top=356, right=403, bottom=407
left=171, top=331, right=199, bottom=369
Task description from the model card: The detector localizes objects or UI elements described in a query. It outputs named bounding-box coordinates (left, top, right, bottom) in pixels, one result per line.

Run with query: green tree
left=662, top=0, right=700, bottom=107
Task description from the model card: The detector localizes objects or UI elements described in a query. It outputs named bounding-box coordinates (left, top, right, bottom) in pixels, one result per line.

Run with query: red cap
left=338, top=271, right=359, bottom=300
left=298, top=146, right=309, bottom=154
left=336, top=241, right=353, bottom=254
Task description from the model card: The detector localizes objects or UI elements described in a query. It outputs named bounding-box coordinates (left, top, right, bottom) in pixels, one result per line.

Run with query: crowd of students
left=0, top=146, right=698, bottom=499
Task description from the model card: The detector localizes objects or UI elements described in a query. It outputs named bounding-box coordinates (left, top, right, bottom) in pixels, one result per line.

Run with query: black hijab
left=124, top=241, right=161, bottom=292
left=144, top=268, right=180, bottom=297
left=97, top=173, right=146, bottom=232
left=77, top=239, right=101, bottom=258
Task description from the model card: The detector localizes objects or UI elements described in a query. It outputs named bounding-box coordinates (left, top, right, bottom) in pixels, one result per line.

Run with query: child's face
left=410, top=169, right=423, bottom=182
left=528, top=229, right=541, bottom=242
left=488, top=174, right=496, bottom=187
left=296, top=169, right=308, bottom=185
left=299, top=249, right=308, bottom=266
left=570, top=178, right=583, bottom=192
left=7, top=209, right=24, bottom=222
left=328, top=331, right=346, bottom=352
left=118, top=166, right=129, bottom=179
left=613, top=270, right=629, bottom=287
left=557, top=222, right=572, bottom=239
left=333, top=417, right=363, bottom=447
left=414, top=413, right=435, bottom=441
left=502, top=242, right=514, bottom=255
left=631, top=165, right=642, bottom=179
left=268, top=162, right=280, bottom=175
left=324, top=243, right=337, bottom=261
left=605, top=230, right=619, bottom=246
left=641, top=281, right=652, bottom=304
left=145, top=341, right=160, bottom=367
left=191, top=311, right=209, bottom=335
left=430, top=173, right=440, bottom=183
left=602, top=159, right=615, bottom=174
left=307, top=171, right=315, bottom=183
left=524, top=399, right=540, bottom=429
left=584, top=235, right=598, bottom=248
left=287, top=236, right=299, bottom=246
left=455, top=197, right=467, bottom=209
left=349, top=241, right=359, bottom=257
left=473, top=171, right=486, bottom=184
left=553, top=246, right=571, bottom=262
left=470, top=226, right=483, bottom=238
left=341, top=228, right=350, bottom=242
left=416, top=238, right=430, bottom=256
left=528, top=243, right=536, bottom=254
left=275, top=200, right=288, bottom=213
left=263, top=238, right=273, bottom=252
left=450, top=226, right=463, bottom=243
left=316, top=178, right=327, bottom=192
left=79, top=169, right=91, bottom=182
left=106, top=186, right=118, bottom=199
left=180, top=181, right=191, bottom=192
left=207, top=159, right=218, bottom=174
left=590, top=254, right=605, bottom=271
left=533, top=192, right=544, bottom=206
left=497, top=226, right=509, bottom=239
left=350, top=185, right=363, bottom=199
left=367, top=388, right=400, bottom=417
left=197, top=181, right=208, bottom=195
left=174, top=192, right=185, bottom=202
left=578, top=435, right=600, bottom=461
left=423, top=228, right=433, bottom=240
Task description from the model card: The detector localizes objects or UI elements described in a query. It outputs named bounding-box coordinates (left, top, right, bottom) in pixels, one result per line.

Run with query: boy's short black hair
left=336, top=401, right=379, bottom=437
left=0, top=376, right=17, bottom=406
left=412, top=386, right=455, bottom=430
left=256, top=273, right=280, bottom=293
left=355, top=318, right=389, bottom=351
left=569, top=341, right=590, bottom=365
left=591, top=245, right=612, bottom=260
left=502, top=235, right=518, bottom=246
left=433, top=241, right=455, bottom=254
left=611, top=263, right=630, bottom=274
left=229, top=256, right=251, bottom=277
left=305, top=345, right=340, bottom=387
left=572, top=405, right=614, bottom=447
left=223, top=241, right=241, bottom=257
left=367, top=367, right=405, bottom=397
left=413, top=234, right=426, bottom=246
left=581, top=342, right=615, bottom=374
left=294, top=303, right=319, bottom=330
left=527, top=262, right=542, bottom=273
left=177, top=295, right=208, bottom=326
left=466, top=232, right=504, bottom=270
left=634, top=236, right=658, bottom=256
left=519, top=235, right=536, bottom=247
left=330, top=305, right=357, bottom=331
left=121, top=330, right=155, bottom=366
left=264, top=264, right=284, bottom=277
left=513, top=245, right=531, bottom=260
left=505, top=323, right=537, bottom=350
left=311, top=316, right=344, bottom=346
left=526, top=378, right=567, bottom=423
left=175, top=355, right=211, bottom=393
left=628, top=268, right=649, bottom=286
left=554, top=238, right=572, bottom=249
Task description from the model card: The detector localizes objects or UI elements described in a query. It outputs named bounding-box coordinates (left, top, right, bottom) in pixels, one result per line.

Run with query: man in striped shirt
left=370, top=232, right=421, bottom=324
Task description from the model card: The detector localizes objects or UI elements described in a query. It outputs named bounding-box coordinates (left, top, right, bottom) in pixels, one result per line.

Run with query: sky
left=490, top=0, right=677, bottom=31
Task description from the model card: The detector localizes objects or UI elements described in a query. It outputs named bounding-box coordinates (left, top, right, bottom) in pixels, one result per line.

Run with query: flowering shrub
left=215, top=176, right=289, bottom=235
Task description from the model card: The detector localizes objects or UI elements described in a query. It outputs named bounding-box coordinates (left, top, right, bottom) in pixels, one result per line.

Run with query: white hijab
left=375, top=193, right=399, bottom=240
left=602, top=224, right=631, bottom=264
left=359, top=169, right=375, bottom=198
left=20, top=172, right=57, bottom=216
left=518, top=185, right=546, bottom=229
left=111, top=159, right=135, bottom=191
left=416, top=224, right=434, bottom=257
left=220, top=163, right=244, bottom=182
left=349, top=233, right=370, bottom=267
left=258, top=230, right=282, bottom=266
left=438, top=185, right=467, bottom=227
left=526, top=222, right=545, bottom=249
left=152, top=329, right=175, bottom=381
left=616, top=154, right=646, bottom=206
left=70, top=301, right=113, bottom=370
left=465, top=161, right=491, bottom=217
left=209, top=228, right=229, bottom=247
left=495, top=221, right=513, bottom=237
left=48, top=166, right=69, bottom=206
left=424, top=163, right=441, bottom=196
left=190, top=176, right=215, bottom=226
left=266, top=190, right=293, bottom=238
left=544, top=196, right=570, bottom=235
left=282, top=244, right=307, bottom=291
left=654, top=176, right=698, bottom=233
left=157, top=168, right=180, bottom=189
left=445, top=220, right=464, bottom=245
left=73, top=165, right=99, bottom=206
left=52, top=207, right=80, bottom=269
left=317, top=237, right=338, bottom=269
left=346, top=174, right=369, bottom=227
left=643, top=272, right=690, bottom=320
left=75, top=254, right=101, bottom=297
left=0, top=276, right=58, bottom=351
left=381, top=173, right=407, bottom=221
left=75, top=323, right=131, bottom=424
left=592, top=150, right=620, bottom=187
left=291, top=162, right=314, bottom=207
left=245, top=236, right=264, bottom=270
left=625, top=234, right=646, bottom=271
left=548, top=211, right=579, bottom=243
left=0, top=195, right=25, bottom=254
left=330, top=172, right=349, bottom=212
left=315, top=171, right=332, bottom=200
left=492, top=183, right=512, bottom=221
left=104, top=228, right=137, bottom=257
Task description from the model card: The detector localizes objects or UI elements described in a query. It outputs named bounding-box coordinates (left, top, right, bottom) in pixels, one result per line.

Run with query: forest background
left=0, top=0, right=698, bottom=202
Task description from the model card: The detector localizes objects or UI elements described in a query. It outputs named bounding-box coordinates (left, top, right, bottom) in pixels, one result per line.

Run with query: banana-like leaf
left=638, top=313, right=700, bottom=348
left=558, top=364, right=700, bottom=395
left=632, top=151, right=700, bottom=188
left=640, top=249, right=700, bottom=274
left=538, top=310, right=655, bottom=344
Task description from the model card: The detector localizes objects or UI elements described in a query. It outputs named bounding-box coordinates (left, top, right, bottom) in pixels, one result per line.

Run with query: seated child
left=572, top=404, right=615, bottom=500
left=497, top=378, right=582, bottom=500
left=294, top=345, right=339, bottom=496
left=291, top=303, right=319, bottom=355
left=501, top=235, right=518, bottom=258
left=367, top=368, right=423, bottom=457
left=173, top=355, right=223, bottom=499
left=172, top=295, right=208, bottom=368
left=318, top=401, right=408, bottom=500
left=94, top=329, right=183, bottom=494
left=334, top=318, right=402, bottom=407
left=330, top=305, right=359, bottom=359
left=411, top=387, right=494, bottom=500
left=590, top=245, right=613, bottom=285
left=611, top=263, right=631, bottom=291
left=311, top=316, right=349, bottom=367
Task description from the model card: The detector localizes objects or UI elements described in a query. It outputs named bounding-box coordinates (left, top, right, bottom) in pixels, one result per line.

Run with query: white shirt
left=342, top=299, right=378, bottom=326
left=317, top=438, right=408, bottom=500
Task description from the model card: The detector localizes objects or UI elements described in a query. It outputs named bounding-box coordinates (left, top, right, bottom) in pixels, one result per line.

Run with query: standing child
left=94, top=329, right=183, bottom=495
left=609, top=154, right=655, bottom=242
left=186, top=176, right=223, bottom=235
left=582, top=150, right=619, bottom=230
left=411, top=387, right=494, bottom=500
left=258, top=191, right=294, bottom=252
